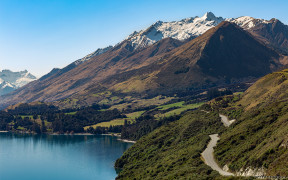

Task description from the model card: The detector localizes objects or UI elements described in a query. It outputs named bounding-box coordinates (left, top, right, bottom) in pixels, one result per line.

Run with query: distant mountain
left=0, top=70, right=37, bottom=95
left=1, top=21, right=287, bottom=109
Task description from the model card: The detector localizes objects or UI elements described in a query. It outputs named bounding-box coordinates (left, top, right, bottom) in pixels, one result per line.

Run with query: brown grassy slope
left=0, top=38, right=183, bottom=108
left=205, top=69, right=288, bottom=176
left=238, top=69, right=288, bottom=110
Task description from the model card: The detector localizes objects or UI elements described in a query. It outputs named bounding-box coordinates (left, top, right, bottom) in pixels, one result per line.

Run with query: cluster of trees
left=1, top=102, right=182, bottom=136
left=1, top=96, right=208, bottom=137
left=1, top=103, right=125, bottom=134
left=0, top=114, right=45, bottom=134
left=0, top=111, right=14, bottom=130
left=49, top=107, right=124, bottom=133
left=207, top=88, right=233, bottom=100
left=7, top=103, right=59, bottom=115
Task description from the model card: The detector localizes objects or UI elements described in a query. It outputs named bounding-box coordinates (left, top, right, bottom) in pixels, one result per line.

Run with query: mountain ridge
left=125, top=12, right=224, bottom=50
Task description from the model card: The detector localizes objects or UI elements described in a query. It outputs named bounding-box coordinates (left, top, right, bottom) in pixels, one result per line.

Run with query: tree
left=41, top=120, right=47, bottom=133
left=207, top=88, right=220, bottom=100
left=33, top=114, right=38, bottom=120
left=32, top=122, right=41, bottom=134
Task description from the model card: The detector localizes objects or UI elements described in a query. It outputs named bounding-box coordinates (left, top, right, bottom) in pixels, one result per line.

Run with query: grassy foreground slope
left=211, top=69, right=288, bottom=176
left=115, top=69, right=288, bottom=179
left=115, top=111, right=226, bottom=179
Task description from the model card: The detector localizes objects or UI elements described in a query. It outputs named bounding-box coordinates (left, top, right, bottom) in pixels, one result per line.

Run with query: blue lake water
left=0, top=133, right=132, bottom=180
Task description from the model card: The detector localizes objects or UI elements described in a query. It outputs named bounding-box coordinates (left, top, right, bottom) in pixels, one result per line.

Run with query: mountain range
left=0, top=70, right=37, bottom=96
left=1, top=12, right=288, bottom=109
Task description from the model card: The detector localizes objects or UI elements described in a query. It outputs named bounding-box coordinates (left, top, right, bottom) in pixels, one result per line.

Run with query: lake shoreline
left=1, top=131, right=136, bottom=142
left=50, top=133, right=94, bottom=136
left=1, top=130, right=94, bottom=136
left=101, top=133, right=136, bottom=143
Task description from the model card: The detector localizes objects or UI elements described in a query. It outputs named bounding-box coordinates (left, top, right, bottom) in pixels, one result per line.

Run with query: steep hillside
left=115, top=69, right=288, bottom=179
left=209, top=69, right=288, bottom=176
left=39, top=46, right=113, bottom=82
left=197, top=21, right=283, bottom=78
left=115, top=111, right=226, bottom=179
left=238, top=69, right=288, bottom=109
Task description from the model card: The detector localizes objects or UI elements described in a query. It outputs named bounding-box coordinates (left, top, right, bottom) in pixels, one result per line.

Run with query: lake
left=0, top=133, right=133, bottom=180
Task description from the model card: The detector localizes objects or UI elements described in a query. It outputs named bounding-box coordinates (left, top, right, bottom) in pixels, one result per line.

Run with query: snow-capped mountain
left=122, top=12, right=288, bottom=52
left=74, top=12, right=287, bottom=63
left=126, top=12, right=224, bottom=49
left=0, top=69, right=37, bottom=95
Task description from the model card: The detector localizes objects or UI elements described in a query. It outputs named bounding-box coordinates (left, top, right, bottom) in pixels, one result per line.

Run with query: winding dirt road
left=201, top=134, right=234, bottom=176
left=219, top=114, right=235, bottom=127
left=201, top=113, right=235, bottom=176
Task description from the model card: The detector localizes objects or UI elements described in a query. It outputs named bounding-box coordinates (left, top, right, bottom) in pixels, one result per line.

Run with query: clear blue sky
left=1, top=0, right=287, bottom=77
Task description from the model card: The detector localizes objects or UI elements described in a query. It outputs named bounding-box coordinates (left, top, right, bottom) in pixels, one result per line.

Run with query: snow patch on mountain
left=227, top=16, right=270, bottom=30
left=1, top=82, right=14, bottom=89
left=74, top=46, right=113, bottom=66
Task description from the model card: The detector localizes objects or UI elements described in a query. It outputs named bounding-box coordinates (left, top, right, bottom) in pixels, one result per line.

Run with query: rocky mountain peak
left=125, top=12, right=225, bottom=50
left=201, top=12, right=217, bottom=21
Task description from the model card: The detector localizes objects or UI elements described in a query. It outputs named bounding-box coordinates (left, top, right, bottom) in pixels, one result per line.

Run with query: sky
left=1, top=0, right=288, bottom=77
